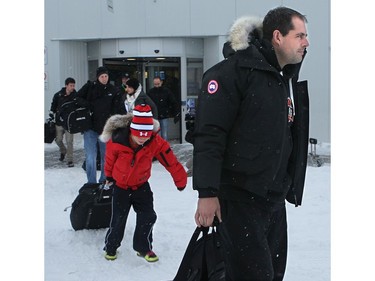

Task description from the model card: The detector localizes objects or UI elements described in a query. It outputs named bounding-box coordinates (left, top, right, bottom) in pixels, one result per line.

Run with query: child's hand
left=103, top=178, right=114, bottom=190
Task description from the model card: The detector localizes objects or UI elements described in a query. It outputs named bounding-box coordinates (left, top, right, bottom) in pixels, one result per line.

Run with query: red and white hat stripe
left=132, top=108, right=153, bottom=117
left=130, top=123, right=154, bottom=131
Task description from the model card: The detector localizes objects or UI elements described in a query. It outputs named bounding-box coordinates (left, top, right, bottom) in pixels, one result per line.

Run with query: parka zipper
left=131, top=145, right=144, bottom=167
left=273, top=76, right=299, bottom=207
left=272, top=74, right=290, bottom=181
left=131, top=155, right=136, bottom=167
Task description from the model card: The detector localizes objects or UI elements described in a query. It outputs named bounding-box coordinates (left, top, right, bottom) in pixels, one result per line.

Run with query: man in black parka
left=193, top=7, right=310, bottom=280
left=77, top=66, right=122, bottom=184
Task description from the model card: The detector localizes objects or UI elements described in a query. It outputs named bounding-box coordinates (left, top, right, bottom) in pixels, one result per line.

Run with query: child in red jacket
left=99, top=104, right=187, bottom=262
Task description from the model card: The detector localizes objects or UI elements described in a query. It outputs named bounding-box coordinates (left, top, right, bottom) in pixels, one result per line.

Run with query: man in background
left=49, top=77, right=77, bottom=167
left=147, top=76, right=179, bottom=140
left=118, top=72, right=130, bottom=95
left=77, top=66, right=122, bottom=183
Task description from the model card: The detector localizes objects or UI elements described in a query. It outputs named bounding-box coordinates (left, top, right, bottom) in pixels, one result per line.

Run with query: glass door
left=103, top=57, right=183, bottom=142
left=145, top=62, right=181, bottom=142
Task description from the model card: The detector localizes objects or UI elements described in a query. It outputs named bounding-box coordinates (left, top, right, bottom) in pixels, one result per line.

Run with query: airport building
left=44, top=0, right=330, bottom=143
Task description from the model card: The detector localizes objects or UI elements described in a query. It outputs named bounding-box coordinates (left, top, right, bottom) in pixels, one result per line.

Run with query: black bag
left=173, top=224, right=226, bottom=281
left=184, top=112, right=195, bottom=144
left=44, top=119, right=56, bottom=143
left=59, top=101, right=92, bottom=134
left=69, top=183, right=112, bottom=231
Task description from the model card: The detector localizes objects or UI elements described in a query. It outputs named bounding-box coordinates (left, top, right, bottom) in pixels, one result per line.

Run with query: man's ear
left=272, top=30, right=282, bottom=46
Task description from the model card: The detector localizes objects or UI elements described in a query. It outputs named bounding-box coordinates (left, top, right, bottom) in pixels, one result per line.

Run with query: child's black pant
left=104, top=182, right=157, bottom=254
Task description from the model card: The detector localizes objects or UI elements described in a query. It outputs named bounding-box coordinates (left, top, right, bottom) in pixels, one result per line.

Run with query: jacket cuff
left=197, top=188, right=218, bottom=198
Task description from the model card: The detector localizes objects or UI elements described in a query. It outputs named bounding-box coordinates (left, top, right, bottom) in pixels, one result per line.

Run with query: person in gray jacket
left=193, top=7, right=310, bottom=280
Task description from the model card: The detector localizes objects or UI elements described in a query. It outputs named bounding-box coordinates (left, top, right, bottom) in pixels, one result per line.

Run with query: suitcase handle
left=96, top=184, right=113, bottom=204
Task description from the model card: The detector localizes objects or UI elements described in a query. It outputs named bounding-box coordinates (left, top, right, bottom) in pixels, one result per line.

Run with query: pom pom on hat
left=130, top=104, right=154, bottom=137
left=96, top=66, right=109, bottom=78
left=125, top=78, right=140, bottom=90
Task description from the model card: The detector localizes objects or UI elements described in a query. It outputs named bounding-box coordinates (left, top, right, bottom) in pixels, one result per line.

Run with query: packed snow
left=43, top=134, right=330, bottom=280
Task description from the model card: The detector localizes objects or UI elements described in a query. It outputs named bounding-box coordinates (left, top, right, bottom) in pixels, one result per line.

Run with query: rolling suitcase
left=69, top=183, right=113, bottom=231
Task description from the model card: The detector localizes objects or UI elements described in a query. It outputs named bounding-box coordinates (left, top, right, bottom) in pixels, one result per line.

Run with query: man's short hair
left=65, top=77, right=76, bottom=85
left=262, top=7, right=307, bottom=41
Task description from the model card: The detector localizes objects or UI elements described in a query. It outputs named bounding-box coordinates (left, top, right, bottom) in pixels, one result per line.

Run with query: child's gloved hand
left=103, top=178, right=114, bottom=190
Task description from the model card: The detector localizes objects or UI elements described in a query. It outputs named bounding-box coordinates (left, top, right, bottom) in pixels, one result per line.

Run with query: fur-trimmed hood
left=223, top=16, right=263, bottom=58
left=228, top=16, right=263, bottom=51
left=99, top=113, right=160, bottom=143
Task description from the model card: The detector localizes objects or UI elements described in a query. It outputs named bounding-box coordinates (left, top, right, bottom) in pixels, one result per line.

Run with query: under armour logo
left=140, top=132, right=148, bottom=137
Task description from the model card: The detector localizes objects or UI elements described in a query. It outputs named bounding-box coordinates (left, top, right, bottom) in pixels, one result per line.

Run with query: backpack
left=59, top=101, right=92, bottom=134
left=173, top=223, right=226, bottom=281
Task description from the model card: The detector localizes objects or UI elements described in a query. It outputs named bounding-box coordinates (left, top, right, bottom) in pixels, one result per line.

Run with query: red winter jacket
left=100, top=114, right=187, bottom=190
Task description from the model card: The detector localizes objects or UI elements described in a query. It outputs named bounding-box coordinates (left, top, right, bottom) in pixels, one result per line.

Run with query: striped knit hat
left=130, top=104, right=154, bottom=137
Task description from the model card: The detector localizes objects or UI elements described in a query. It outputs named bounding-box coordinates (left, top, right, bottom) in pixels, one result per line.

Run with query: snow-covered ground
left=42, top=134, right=330, bottom=280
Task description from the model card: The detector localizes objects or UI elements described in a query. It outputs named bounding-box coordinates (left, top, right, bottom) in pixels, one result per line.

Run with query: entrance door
left=145, top=62, right=180, bottom=141
left=103, top=57, right=182, bottom=142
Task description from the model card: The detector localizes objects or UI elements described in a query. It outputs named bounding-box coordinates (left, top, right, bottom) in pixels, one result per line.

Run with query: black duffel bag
left=44, top=118, right=56, bottom=143
left=173, top=222, right=226, bottom=281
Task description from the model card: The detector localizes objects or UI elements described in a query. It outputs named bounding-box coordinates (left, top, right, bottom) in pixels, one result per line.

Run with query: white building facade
left=44, top=0, right=330, bottom=143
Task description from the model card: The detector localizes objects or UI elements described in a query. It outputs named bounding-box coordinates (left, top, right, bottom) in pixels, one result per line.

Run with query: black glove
left=106, top=177, right=115, bottom=183
left=48, top=112, right=55, bottom=121
left=173, top=112, right=181, bottom=124
left=177, top=186, right=185, bottom=191
left=103, top=177, right=115, bottom=190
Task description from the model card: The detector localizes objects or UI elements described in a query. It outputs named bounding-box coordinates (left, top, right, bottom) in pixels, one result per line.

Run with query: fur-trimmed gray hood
left=222, top=16, right=263, bottom=58
left=228, top=16, right=263, bottom=51
left=99, top=113, right=160, bottom=143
